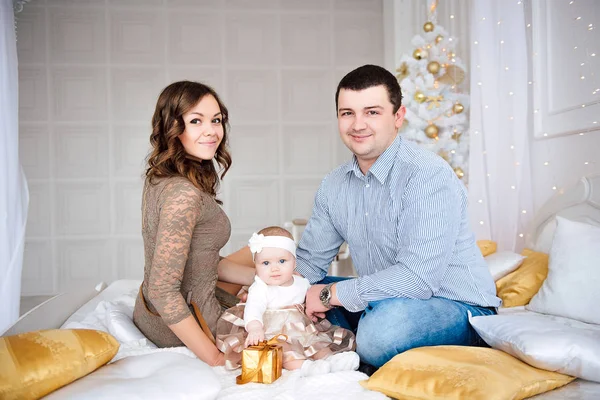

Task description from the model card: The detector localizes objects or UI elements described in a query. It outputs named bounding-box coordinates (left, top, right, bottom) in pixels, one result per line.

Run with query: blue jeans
left=319, top=276, right=496, bottom=368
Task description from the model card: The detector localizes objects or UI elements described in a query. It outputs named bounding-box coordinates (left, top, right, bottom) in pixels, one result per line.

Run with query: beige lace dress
left=133, top=176, right=232, bottom=348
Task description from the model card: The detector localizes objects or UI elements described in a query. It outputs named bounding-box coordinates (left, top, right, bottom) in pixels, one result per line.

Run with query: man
left=296, top=64, right=500, bottom=371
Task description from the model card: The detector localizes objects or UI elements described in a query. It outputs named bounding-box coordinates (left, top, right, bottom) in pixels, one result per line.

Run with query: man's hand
left=245, top=321, right=265, bottom=347
left=305, top=284, right=330, bottom=322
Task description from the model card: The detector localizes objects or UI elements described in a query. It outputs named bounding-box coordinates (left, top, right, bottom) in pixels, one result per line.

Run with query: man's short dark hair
left=335, top=64, right=403, bottom=113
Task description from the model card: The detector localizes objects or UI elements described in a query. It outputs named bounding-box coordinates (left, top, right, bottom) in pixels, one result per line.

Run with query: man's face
left=337, top=85, right=405, bottom=172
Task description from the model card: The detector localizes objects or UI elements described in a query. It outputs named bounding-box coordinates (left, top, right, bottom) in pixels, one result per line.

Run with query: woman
left=133, top=81, right=255, bottom=366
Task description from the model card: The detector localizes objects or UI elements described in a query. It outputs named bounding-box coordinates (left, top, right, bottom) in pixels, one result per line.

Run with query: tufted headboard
left=525, top=175, right=600, bottom=253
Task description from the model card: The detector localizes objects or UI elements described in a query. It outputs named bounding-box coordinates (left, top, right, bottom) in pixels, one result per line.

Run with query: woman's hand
left=209, top=351, right=226, bottom=367
left=237, top=286, right=249, bottom=302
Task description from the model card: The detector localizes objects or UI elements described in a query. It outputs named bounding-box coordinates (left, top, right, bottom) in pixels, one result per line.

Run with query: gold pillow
left=496, top=249, right=548, bottom=307
left=0, top=329, right=119, bottom=400
left=360, top=346, right=574, bottom=400
left=477, top=240, right=497, bottom=257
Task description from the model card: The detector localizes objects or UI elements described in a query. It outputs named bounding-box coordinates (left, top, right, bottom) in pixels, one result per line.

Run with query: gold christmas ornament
left=438, top=65, right=466, bottom=85
left=396, top=62, right=409, bottom=82
left=435, top=35, right=443, bottom=44
left=427, top=61, right=441, bottom=74
left=413, top=48, right=427, bottom=60
left=452, top=131, right=462, bottom=141
left=414, top=91, right=426, bottom=103
left=425, top=123, right=439, bottom=139
left=453, top=103, right=465, bottom=114
left=454, top=167, right=465, bottom=179
left=424, top=22, right=435, bottom=32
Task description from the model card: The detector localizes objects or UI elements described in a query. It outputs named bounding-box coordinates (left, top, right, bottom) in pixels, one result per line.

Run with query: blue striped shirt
left=296, top=135, right=501, bottom=312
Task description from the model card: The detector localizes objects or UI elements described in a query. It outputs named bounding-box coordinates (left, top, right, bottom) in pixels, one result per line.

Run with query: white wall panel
left=113, top=180, right=144, bottom=235
left=281, top=70, right=333, bottom=122
left=22, top=240, right=54, bottom=295
left=225, top=0, right=280, bottom=10
left=225, top=13, right=278, bottom=66
left=116, top=240, right=145, bottom=280
left=228, top=125, right=279, bottom=175
left=167, top=11, right=223, bottom=65
left=112, top=125, right=151, bottom=178
left=52, top=67, right=107, bottom=121
left=531, top=0, right=599, bottom=138
left=229, top=179, right=280, bottom=231
left=283, top=124, right=333, bottom=174
left=57, top=239, right=113, bottom=292
left=20, top=125, right=50, bottom=180
left=280, top=0, right=330, bottom=11
left=109, top=9, right=164, bottom=65
left=19, top=67, right=48, bottom=121
left=18, top=0, right=383, bottom=294
left=111, top=67, right=165, bottom=122
left=335, top=0, right=383, bottom=12
left=15, top=7, right=46, bottom=64
left=49, top=8, right=105, bottom=64
left=54, top=183, right=110, bottom=235
left=283, top=179, right=323, bottom=223
left=281, top=14, right=331, bottom=67
left=53, top=125, right=109, bottom=179
left=168, top=68, right=223, bottom=94
left=334, top=14, right=384, bottom=66
left=26, top=183, right=52, bottom=237
left=226, top=69, right=279, bottom=122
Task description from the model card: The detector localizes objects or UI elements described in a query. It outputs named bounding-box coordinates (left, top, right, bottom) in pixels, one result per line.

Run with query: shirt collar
left=345, top=134, right=403, bottom=184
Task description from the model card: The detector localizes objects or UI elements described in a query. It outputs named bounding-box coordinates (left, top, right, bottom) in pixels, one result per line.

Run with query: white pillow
left=527, top=217, right=600, bottom=324
left=105, top=302, right=154, bottom=345
left=44, top=352, right=221, bottom=400
left=485, top=251, right=526, bottom=281
left=469, top=312, right=600, bottom=382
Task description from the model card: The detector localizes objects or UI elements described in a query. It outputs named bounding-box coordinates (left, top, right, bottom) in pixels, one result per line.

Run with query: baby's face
left=254, top=247, right=296, bottom=286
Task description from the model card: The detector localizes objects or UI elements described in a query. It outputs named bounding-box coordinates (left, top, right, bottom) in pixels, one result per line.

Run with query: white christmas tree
left=397, top=13, right=470, bottom=183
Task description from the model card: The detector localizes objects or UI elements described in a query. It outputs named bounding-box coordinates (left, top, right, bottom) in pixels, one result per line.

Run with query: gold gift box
left=236, top=337, right=284, bottom=384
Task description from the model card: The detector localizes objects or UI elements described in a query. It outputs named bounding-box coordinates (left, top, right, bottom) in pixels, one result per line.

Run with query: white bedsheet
left=56, top=280, right=387, bottom=400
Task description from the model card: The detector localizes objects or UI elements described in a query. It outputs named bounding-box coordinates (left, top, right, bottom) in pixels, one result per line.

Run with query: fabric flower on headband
left=247, top=232, right=297, bottom=258
left=248, top=233, right=266, bottom=254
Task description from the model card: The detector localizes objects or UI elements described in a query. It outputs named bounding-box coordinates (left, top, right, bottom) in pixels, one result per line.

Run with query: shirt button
left=365, top=212, right=369, bottom=216
left=365, top=184, right=370, bottom=188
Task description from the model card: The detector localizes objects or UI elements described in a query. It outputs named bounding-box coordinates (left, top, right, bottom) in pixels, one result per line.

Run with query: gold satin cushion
left=0, top=329, right=119, bottom=400
left=477, top=240, right=497, bottom=256
left=496, top=249, right=548, bottom=307
left=360, top=346, right=574, bottom=400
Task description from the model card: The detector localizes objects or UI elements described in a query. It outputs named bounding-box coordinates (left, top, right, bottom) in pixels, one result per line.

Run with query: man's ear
left=394, top=106, right=406, bottom=129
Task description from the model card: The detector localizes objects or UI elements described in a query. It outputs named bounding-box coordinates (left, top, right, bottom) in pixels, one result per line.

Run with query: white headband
left=248, top=233, right=297, bottom=258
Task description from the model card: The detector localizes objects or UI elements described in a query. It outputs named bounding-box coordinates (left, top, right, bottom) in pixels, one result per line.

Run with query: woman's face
left=178, top=94, right=224, bottom=160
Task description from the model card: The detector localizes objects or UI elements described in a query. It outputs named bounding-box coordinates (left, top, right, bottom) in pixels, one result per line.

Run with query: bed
left=4, top=174, right=600, bottom=399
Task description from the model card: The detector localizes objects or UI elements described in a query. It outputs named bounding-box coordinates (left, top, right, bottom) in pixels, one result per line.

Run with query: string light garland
left=471, top=0, right=599, bottom=243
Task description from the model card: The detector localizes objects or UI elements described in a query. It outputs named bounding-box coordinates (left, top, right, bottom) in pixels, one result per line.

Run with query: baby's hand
left=245, top=328, right=265, bottom=347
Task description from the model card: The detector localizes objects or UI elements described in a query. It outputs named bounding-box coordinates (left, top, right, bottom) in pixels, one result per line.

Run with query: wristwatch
left=319, top=283, right=335, bottom=309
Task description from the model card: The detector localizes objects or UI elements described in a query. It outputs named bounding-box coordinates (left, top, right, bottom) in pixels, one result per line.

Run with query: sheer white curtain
left=1, top=0, right=29, bottom=333
left=468, top=0, right=533, bottom=251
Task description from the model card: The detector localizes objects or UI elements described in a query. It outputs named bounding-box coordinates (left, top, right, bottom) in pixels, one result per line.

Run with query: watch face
left=319, top=287, right=330, bottom=302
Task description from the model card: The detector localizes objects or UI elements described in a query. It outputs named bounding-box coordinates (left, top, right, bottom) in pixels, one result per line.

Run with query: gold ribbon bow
left=236, top=334, right=288, bottom=385
left=426, top=95, right=443, bottom=109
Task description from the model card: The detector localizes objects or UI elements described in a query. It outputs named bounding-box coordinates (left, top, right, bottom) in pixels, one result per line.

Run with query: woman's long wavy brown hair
left=146, top=81, right=232, bottom=204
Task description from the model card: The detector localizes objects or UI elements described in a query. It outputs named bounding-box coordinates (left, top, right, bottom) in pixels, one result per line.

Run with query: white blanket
left=59, top=281, right=387, bottom=400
